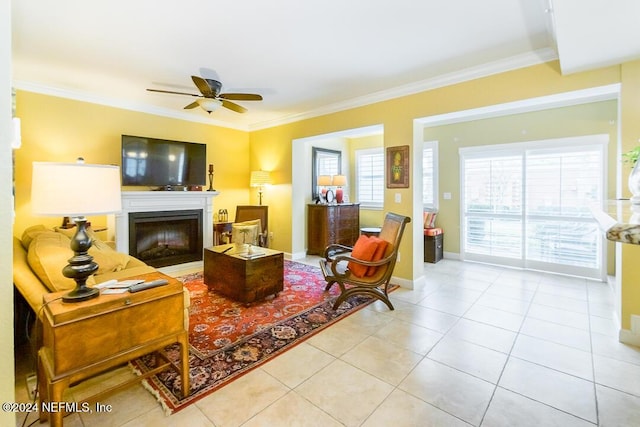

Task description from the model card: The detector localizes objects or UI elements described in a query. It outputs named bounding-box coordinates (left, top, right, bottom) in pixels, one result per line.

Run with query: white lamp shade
left=317, top=175, right=332, bottom=186
left=32, top=162, right=122, bottom=216
left=250, top=170, right=271, bottom=187
left=332, top=174, right=347, bottom=186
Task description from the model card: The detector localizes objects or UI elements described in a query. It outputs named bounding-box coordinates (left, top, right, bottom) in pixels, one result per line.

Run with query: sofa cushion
left=27, top=230, right=132, bottom=292
left=55, top=227, right=131, bottom=272
left=27, top=231, right=76, bottom=292
left=21, top=224, right=49, bottom=249
left=348, top=235, right=379, bottom=278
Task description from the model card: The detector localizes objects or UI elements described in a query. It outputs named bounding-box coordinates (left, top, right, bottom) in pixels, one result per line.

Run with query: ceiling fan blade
left=221, top=99, right=247, bottom=113
left=191, top=76, right=223, bottom=98
left=184, top=101, right=200, bottom=109
left=219, top=93, right=263, bottom=101
left=147, top=88, right=200, bottom=97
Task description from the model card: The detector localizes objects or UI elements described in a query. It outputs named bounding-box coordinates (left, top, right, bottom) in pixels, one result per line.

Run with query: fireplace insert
left=128, top=209, right=203, bottom=267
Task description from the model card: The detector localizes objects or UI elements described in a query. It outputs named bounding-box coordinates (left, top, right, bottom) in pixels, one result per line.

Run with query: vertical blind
left=461, top=136, right=605, bottom=279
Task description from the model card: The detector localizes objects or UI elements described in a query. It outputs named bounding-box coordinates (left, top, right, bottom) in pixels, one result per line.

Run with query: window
left=423, top=141, right=438, bottom=209
left=356, top=148, right=384, bottom=208
left=460, top=135, right=606, bottom=279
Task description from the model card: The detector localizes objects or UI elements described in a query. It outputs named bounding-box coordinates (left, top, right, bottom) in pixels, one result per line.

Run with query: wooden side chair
left=319, top=212, right=411, bottom=310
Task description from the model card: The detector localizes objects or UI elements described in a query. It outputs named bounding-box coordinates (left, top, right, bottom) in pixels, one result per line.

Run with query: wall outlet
left=394, top=193, right=401, bottom=203
left=269, top=232, right=274, bottom=241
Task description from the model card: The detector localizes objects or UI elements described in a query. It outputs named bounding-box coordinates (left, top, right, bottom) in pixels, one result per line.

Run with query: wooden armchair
left=319, top=212, right=411, bottom=310
left=234, top=205, right=269, bottom=247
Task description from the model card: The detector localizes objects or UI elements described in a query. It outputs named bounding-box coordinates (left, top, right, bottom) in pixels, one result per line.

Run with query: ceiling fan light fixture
left=197, top=98, right=223, bottom=113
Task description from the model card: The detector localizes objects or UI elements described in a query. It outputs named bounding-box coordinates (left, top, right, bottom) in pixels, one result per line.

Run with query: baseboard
left=619, top=328, right=640, bottom=346
left=443, top=251, right=460, bottom=260
left=289, top=251, right=306, bottom=260
left=392, top=273, right=425, bottom=290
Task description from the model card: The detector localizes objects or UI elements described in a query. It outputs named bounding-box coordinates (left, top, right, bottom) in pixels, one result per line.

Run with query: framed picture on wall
left=386, top=145, right=409, bottom=188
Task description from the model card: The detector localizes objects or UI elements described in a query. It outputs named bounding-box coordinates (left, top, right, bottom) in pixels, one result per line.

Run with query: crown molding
left=12, top=80, right=250, bottom=131
left=248, top=48, right=559, bottom=130
left=13, top=48, right=558, bottom=133
left=417, top=83, right=620, bottom=127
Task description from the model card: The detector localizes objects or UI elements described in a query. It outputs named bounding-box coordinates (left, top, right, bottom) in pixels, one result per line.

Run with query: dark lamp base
left=62, top=286, right=100, bottom=303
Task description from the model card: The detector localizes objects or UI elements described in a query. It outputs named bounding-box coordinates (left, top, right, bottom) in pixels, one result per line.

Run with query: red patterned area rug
left=130, top=260, right=392, bottom=414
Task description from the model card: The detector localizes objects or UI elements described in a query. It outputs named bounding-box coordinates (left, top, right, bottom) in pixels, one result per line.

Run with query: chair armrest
left=322, top=243, right=353, bottom=259
left=329, top=252, right=395, bottom=278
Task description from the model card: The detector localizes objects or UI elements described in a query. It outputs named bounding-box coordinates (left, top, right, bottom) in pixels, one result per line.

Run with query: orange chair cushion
left=366, top=237, right=389, bottom=276
left=424, top=227, right=443, bottom=236
left=348, top=235, right=379, bottom=278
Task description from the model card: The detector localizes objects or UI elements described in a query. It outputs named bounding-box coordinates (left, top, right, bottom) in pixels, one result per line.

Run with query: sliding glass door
left=460, top=135, right=606, bottom=279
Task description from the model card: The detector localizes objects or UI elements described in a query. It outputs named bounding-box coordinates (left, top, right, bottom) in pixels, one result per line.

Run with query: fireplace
left=128, top=210, right=203, bottom=268
left=115, top=191, right=218, bottom=269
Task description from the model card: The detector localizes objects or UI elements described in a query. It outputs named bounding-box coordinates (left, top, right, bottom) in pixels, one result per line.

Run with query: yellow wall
left=14, top=91, right=250, bottom=239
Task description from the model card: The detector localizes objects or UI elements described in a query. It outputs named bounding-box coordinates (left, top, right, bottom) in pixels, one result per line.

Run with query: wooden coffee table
left=204, top=244, right=284, bottom=304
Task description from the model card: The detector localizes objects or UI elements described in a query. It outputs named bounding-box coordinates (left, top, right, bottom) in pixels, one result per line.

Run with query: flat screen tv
left=121, top=135, right=207, bottom=188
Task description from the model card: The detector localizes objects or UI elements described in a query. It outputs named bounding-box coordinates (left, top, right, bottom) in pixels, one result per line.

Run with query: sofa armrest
left=13, top=237, right=48, bottom=317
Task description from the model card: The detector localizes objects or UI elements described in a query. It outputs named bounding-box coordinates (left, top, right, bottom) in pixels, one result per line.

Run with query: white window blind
left=356, top=148, right=384, bottom=208
left=423, top=142, right=438, bottom=209
left=460, top=136, right=606, bottom=279
left=525, top=147, right=602, bottom=269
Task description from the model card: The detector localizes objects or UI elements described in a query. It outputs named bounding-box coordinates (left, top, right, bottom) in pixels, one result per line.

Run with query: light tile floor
left=14, top=258, right=640, bottom=426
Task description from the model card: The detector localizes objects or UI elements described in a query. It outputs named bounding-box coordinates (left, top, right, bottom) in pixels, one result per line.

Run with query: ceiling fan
left=147, top=76, right=263, bottom=114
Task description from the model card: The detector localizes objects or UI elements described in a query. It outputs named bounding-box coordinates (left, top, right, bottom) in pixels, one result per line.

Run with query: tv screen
left=121, top=135, right=207, bottom=187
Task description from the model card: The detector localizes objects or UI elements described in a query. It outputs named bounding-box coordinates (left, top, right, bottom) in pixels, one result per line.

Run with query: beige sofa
left=13, top=225, right=189, bottom=324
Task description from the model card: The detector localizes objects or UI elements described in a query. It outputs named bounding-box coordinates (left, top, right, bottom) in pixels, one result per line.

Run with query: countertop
left=591, top=200, right=640, bottom=244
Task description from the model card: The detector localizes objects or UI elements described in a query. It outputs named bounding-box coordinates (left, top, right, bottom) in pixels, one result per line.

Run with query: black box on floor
left=424, top=233, right=443, bottom=263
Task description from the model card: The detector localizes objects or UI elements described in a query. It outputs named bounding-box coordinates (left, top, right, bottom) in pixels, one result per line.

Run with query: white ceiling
left=11, top=0, right=640, bottom=131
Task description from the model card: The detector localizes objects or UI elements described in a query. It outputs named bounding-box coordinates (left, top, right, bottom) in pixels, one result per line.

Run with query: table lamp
left=31, top=160, right=122, bottom=302
left=317, top=175, right=332, bottom=203
left=332, top=174, right=347, bottom=203
left=250, top=170, right=271, bottom=205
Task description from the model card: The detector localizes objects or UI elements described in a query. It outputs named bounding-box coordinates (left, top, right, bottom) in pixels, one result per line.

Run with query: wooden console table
left=38, top=272, right=190, bottom=427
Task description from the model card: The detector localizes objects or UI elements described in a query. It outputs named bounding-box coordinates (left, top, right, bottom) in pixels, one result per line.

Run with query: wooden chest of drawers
left=307, top=204, right=360, bottom=255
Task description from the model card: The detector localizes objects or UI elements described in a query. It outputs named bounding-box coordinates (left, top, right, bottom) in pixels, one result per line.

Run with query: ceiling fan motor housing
left=204, top=79, right=222, bottom=97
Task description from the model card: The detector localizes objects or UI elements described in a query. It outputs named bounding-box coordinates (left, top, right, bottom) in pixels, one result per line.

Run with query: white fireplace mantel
left=115, top=191, right=219, bottom=255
